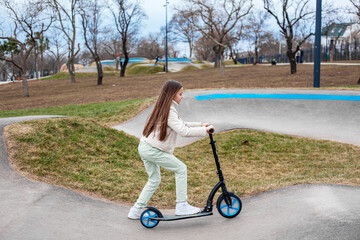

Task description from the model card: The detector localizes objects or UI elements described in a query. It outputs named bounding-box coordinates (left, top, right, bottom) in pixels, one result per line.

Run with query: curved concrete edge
left=0, top=115, right=66, bottom=123
left=0, top=115, right=131, bottom=239
left=0, top=116, right=65, bottom=175
left=113, top=89, right=360, bottom=147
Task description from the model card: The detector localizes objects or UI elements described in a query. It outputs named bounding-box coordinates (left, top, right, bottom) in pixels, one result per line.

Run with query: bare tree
left=111, top=0, right=146, bottom=77
left=169, top=11, right=198, bottom=58
left=0, top=39, right=20, bottom=81
left=225, top=34, right=240, bottom=64
left=159, top=25, right=178, bottom=58
left=102, top=32, right=122, bottom=71
left=37, top=34, right=50, bottom=78
left=48, top=28, right=67, bottom=74
left=225, top=23, right=246, bottom=64
left=258, top=32, right=281, bottom=56
left=349, top=0, right=360, bottom=19
left=263, top=0, right=315, bottom=74
left=48, top=0, right=80, bottom=83
left=28, top=32, right=50, bottom=79
left=180, top=0, right=253, bottom=73
left=245, top=11, right=269, bottom=65
left=0, top=0, right=53, bottom=97
left=79, top=0, right=104, bottom=85
left=136, top=33, right=164, bottom=60
left=194, top=34, right=215, bottom=61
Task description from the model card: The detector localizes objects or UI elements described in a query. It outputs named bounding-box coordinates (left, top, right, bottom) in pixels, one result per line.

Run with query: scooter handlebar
left=208, top=128, right=215, bottom=134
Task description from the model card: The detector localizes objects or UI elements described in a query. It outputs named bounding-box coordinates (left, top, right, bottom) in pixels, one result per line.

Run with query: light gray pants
left=134, top=141, right=188, bottom=208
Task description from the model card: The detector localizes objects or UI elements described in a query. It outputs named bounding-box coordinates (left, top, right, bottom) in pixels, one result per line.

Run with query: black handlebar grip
left=209, top=128, right=214, bottom=134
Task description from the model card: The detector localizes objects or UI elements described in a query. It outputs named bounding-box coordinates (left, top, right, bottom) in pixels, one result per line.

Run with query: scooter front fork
left=221, top=184, right=233, bottom=208
left=203, top=182, right=233, bottom=212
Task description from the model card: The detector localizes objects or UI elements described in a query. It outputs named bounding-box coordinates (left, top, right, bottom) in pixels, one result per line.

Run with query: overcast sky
left=140, top=0, right=355, bottom=36
left=139, top=0, right=355, bottom=55
left=0, top=0, right=356, bottom=57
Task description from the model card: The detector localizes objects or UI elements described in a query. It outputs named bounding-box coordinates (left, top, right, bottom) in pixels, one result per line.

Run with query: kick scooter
left=140, top=129, right=242, bottom=228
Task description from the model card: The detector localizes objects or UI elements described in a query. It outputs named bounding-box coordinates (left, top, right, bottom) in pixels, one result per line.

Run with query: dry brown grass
left=1, top=64, right=359, bottom=111
left=5, top=121, right=359, bottom=208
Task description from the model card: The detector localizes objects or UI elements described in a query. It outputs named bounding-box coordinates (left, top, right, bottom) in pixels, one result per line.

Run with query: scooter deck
left=150, top=211, right=213, bottom=221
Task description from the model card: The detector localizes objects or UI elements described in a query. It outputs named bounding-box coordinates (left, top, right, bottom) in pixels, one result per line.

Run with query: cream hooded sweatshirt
left=140, top=100, right=208, bottom=154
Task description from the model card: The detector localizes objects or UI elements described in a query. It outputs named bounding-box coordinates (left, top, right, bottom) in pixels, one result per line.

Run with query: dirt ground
left=1, top=64, right=359, bottom=111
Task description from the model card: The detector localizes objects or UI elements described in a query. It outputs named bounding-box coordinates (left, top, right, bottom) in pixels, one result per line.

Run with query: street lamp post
left=313, top=0, right=322, bottom=88
left=164, top=0, right=169, bottom=73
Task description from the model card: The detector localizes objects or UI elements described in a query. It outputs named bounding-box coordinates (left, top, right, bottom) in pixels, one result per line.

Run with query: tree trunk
left=95, top=59, right=103, bottom=85
left=120, top=57, right=129, bottom=77
left=286, top=39, right=297, bottom=74
left=116, top=58, right=119, bottom=71
left=11, top=53, right=14, bottom=81
left=228, top=45, right=237, bottom=64
left=213, top=46, right=221, bottom=68
left=231, top=54, right=238, bottom=64
left=330, top=45, right=335, bottom=62
left=189, top=42, right=193, bottom=58
left=21, top=70, right=29, bottom=97
left=254, top=37, right=259, bottom=65
left=19, top=59, right=30, bottom=97
left=254, top=46, right=259, bottom=65
left=40, top=52, right=44, bottom=77
left=287, top=50, right=297, bottom=74
left=67, top=61, right=76, bottom=83
left=120, top=64, right=125, bottom=77
left=220, top=51, right=225, bottom=75
left=35, top=53, right=39, bottom=80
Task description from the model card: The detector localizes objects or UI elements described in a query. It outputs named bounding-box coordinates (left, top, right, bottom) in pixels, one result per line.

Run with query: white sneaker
left=175, top=201, right=201, bottom=216
left=128, top=206, right=143, bottom=220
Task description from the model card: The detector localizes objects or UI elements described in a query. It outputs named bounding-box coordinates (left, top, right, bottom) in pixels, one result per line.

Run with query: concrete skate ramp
left=114, top=89, right=360, bottom=147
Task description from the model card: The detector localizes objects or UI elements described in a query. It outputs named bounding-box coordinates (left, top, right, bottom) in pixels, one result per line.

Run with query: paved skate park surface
left=1, top=89, right=360, bottom=239
left=114, top=89, right=360, bottom=147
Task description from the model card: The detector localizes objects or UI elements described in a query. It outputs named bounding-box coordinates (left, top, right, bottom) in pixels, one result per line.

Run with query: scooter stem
left=207, top=133, right=233, bottom=209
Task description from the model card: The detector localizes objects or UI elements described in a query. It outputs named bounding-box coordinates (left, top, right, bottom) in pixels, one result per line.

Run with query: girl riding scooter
left=128, top=80, right=214, bottom=219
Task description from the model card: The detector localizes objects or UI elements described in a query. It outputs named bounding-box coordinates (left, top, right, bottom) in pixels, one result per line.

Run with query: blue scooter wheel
left=216, top=193, right=242, bottom=218
left=140, top=207, right=162, bottom=228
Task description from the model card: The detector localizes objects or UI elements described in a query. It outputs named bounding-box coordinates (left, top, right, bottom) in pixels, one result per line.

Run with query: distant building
left=321, top=22, right=360, bottom=59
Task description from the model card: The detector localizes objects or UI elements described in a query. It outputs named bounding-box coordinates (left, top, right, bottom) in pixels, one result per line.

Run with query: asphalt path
left=114, top=89, right=360, bottom=147
left=1, top=89, right=360, bottom=240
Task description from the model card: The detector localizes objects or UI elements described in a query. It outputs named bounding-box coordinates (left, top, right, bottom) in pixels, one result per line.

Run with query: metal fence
left=238, top=41, right=360, bottom=64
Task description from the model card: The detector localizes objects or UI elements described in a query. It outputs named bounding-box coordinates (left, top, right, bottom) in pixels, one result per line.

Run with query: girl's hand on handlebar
left=206, top=125, right=215, bottom=134
left=201, top=123, right=209, bottom=127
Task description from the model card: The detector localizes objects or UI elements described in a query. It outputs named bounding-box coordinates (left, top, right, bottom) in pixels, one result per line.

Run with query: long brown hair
left=143, top=80, right=183, bottom=141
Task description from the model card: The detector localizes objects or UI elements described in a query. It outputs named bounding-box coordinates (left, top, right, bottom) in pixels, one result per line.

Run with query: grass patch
left=5, top=123, right=360, bottom=208
left=177, top=130, right=360, bottom=206
left=45, top=71, right=118, bottom=80
left=104, top=66, right=116, bottom=71
left=200, top=64, right=214, bottom=69
left=181, top=65, right=200, bottom=71
left=224, top=60, right=238, bottom=65
left=0, top=98, right=155, bottom=127
left=5, top=118, right=144, bottom=204
left=126, top=65, right=163, bottom=75
left=126, top=63, right=143, bottom=70
left=2, top=64, right=359, bottom=111
left=325, top=85, right=360, bottom=89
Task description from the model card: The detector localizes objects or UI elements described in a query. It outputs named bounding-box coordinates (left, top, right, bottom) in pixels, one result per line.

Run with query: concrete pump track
left=1, top=89, right=360, bottom=240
